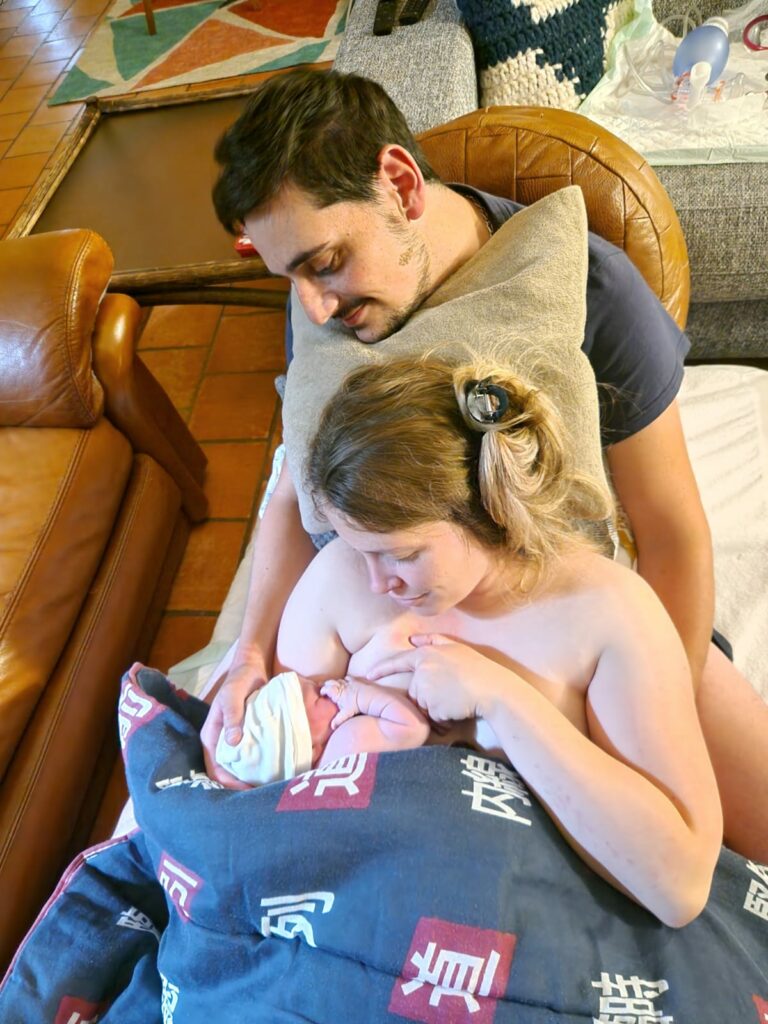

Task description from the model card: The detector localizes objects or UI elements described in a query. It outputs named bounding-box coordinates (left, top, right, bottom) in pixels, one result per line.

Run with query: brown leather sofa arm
left=0, top=230, right=112, bottom=429
left=91, top=294, right=208, bottom=522
left=418, top=107, right=691, bottom=330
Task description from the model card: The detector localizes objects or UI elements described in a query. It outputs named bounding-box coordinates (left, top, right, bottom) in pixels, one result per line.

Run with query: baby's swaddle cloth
left=215, top=671, right=313, bottom=785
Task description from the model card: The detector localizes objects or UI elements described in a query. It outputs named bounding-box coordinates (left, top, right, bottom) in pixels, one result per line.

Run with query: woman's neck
left=454, top=555, right=535, bottom=618
left=457, top=545, right=589, bottom=618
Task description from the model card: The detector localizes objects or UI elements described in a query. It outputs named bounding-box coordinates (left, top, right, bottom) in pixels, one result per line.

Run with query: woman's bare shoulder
left=563, top=550, right=685, bottom=662
left=308, top=537, right=369, bottom=584
left=540, top=547, right=624, bottom=594
left=290, top=537, right=379, bottom=618
left=551, top=548, right=669, bottom=624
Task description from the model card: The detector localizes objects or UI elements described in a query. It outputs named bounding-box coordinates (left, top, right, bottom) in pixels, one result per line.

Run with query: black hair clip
left=465, top=378, right=509, bottom=424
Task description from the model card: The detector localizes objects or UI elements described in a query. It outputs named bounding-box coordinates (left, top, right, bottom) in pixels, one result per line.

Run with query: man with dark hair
left=203, top=68, right=766, bottom=858
left=213, top=69, right=440, bottom=233
left=213, top=68, right=444, bottom=343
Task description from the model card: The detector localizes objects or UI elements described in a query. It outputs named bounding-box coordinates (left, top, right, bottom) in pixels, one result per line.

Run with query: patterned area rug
left=50, top=0, right=349, bottom=105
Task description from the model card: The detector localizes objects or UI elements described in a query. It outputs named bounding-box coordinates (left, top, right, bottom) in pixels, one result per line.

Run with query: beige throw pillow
left=282, top=185, right=609, bottom=534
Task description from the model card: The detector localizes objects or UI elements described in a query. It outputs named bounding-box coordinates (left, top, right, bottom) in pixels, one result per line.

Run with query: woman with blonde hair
left=273, top=355, right=723, bottom=928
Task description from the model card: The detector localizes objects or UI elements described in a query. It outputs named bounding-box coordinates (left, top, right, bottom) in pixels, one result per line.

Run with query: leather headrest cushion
left=0, top=230, right=113, bottom=427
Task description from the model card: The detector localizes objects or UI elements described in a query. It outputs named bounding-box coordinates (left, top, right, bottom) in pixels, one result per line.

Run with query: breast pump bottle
left=673, top=17, right=731, bottom=82
left=672, top=17, right=730, bottom=107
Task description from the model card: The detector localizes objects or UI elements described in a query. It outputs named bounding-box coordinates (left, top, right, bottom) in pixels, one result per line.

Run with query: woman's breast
left=345, top=607, right=595, bottom=736
left=346, top=617, right=418, bottom=692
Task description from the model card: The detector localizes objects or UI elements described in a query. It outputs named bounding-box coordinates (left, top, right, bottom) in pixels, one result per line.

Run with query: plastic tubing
left=743, top=13, right=768, bottom=50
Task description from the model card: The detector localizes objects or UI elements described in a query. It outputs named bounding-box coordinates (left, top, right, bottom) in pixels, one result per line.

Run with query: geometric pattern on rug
left=50, top=0, right=349, bottom=105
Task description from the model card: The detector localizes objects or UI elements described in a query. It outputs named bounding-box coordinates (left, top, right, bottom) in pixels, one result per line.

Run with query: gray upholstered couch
left=335, top=0, right=767, bottom=359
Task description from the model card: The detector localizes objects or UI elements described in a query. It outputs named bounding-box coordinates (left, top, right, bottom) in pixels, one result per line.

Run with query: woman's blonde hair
left=307, top=355, right=614, bottom=577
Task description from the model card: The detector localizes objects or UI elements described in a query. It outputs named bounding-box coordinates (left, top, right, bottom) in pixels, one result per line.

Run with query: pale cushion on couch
left=283, top=186, right=610, bottom=536
left=333, top=0, right=478, bottom=134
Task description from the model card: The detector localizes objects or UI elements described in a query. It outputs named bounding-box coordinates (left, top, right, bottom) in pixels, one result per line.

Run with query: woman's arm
left=369, top=577, right=722, bottom=927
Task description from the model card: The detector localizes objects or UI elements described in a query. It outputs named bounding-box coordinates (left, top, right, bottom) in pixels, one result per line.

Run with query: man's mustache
left=332, top=299, right=365, bottom=322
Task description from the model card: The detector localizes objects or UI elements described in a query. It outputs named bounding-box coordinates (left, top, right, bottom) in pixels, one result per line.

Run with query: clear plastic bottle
left=672, top=17, right=730, bottom=85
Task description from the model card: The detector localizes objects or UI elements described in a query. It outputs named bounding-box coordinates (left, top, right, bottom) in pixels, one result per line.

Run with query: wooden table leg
left=143, top=0, right=156, bottom=35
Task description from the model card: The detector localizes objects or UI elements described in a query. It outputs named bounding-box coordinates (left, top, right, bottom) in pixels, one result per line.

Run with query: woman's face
left=323, top=510, right=498, bottom=617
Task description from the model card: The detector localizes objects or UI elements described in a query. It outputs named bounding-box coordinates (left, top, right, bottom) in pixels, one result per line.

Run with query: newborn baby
left=215, top=671, right=430, bottom=786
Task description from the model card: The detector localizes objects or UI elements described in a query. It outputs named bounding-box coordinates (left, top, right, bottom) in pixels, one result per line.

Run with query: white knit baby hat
left=215, top=671, right=313, bottom=785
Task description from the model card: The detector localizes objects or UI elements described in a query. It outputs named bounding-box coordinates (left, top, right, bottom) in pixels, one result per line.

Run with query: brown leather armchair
left=418, top=107, right=690, bottom=330
left=0, top=229, right=207, bottom=970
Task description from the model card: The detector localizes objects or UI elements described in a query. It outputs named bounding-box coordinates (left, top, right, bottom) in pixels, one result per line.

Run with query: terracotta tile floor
left=0, top=0, right=290, bottom=673
left=138, top=305, right=285, bottom=673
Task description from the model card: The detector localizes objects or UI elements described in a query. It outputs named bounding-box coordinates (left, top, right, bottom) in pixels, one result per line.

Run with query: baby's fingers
left=320, top=679, right=345, bottom=705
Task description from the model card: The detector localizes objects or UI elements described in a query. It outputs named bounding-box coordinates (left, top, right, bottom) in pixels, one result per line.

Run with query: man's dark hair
left=212, top=69, right=441, bottom=234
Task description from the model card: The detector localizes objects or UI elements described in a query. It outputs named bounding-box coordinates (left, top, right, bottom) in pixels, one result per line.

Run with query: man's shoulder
left=585, top=232, right=642, bottom=289
left=461, top=184, right=644, bottom=281
left=450, top=184, right=630, bottom=270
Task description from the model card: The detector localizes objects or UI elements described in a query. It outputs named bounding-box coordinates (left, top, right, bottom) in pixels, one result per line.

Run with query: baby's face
left=297, top=674, right=336, bottom=764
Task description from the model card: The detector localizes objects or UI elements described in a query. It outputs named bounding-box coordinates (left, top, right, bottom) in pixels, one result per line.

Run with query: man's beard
left=357, top=235, right=434, bottom=343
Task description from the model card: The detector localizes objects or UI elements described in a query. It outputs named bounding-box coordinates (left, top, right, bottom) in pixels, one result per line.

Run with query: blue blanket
left=2, top=666, right=767, bottom=1023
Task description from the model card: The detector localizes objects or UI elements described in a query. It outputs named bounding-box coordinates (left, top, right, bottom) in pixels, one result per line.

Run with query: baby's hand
left=320, top=677, right=361, bottom=730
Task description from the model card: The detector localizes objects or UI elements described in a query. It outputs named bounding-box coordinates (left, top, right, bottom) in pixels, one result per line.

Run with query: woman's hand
left=367, top=634, right=503, bottom=722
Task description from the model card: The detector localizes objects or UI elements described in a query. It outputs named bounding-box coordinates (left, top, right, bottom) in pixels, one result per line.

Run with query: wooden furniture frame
left=8, top=86, right=286, bottom=309
left=142, top=0, right=156, bottom=34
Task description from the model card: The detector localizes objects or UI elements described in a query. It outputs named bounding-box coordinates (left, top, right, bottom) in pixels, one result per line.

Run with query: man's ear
left=376, top=145, right=426, bottom=222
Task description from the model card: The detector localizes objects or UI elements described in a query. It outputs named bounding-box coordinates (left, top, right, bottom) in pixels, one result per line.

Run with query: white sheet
left=578, top=0, right=768, bottom=165
left=677, top=364, right=768, bottom=698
